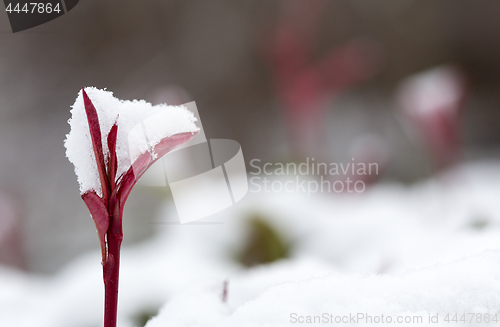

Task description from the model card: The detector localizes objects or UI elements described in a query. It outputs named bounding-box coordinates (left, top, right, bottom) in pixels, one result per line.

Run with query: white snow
left=147, top=251, right=500, bottom=327
left=397, top=65, right=465, bottom=116
left=4, top=161, right=500, bottom=326
left=64, top=87, right=199, bottom=196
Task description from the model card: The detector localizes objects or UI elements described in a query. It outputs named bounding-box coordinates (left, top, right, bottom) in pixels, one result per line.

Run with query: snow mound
left=64, top=87, right=198, bottom=196
left=398, top=65, right=465, bottom=115
left=147, top=250, right=500, bottom=327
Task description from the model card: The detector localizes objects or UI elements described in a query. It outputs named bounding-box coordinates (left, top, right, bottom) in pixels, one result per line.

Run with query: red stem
left=103, top=201, right=123, bottom=327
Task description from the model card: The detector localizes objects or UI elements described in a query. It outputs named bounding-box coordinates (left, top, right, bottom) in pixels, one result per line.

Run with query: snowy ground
left=2, top=161, right=500, bottom=326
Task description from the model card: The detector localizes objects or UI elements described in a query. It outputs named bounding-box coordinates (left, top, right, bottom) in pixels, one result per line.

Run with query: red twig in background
left=263, top=0, right=379, bottom=157
left=0, top=192, right=25, bottom=269
left=221, top=280, right=229, bottom=303
left=397, top=66, right=468, bottom=170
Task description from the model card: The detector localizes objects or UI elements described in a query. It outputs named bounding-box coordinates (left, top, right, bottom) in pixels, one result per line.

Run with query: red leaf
left=82, top=89, right=111, bottom=202
left=107, top=122, right=118, bottom=190
left=82, top=190, right=109, bottom=265
left=117, top=131, right=197, bottom=210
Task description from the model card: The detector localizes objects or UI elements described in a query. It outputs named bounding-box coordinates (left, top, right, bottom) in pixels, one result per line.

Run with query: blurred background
left=0, top=0, right=500, bottom=275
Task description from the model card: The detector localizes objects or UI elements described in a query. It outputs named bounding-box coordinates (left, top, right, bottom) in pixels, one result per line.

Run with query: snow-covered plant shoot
left=65, top=87, right=199, bottom=327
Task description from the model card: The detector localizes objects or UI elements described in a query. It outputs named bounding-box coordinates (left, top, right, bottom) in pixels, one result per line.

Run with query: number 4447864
left=444, top=313, right=498, bottom=323
left=5, top=3, right=61, bottom=14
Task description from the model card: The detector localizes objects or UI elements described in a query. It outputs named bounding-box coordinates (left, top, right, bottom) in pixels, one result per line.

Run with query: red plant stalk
left=263, top=0, right=379, bottom=157
left=79, top=89, right=197, bottom=327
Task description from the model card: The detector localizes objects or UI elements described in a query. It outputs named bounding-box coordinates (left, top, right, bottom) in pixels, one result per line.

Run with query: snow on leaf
left=65, top=87, right=199, bottom=196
